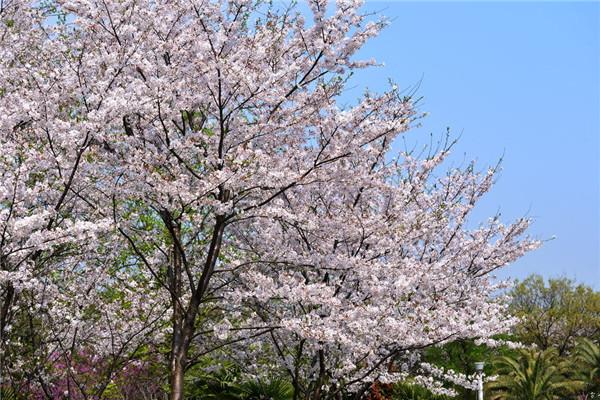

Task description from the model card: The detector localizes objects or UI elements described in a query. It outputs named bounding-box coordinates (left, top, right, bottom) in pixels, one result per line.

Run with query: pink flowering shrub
left=23, top=350, right=167, bottom=400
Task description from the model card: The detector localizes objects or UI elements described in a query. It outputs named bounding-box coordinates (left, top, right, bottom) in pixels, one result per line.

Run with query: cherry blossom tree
left=0, top=2, right=166, bottom=396
left=0, top=0, right=539, bottom=398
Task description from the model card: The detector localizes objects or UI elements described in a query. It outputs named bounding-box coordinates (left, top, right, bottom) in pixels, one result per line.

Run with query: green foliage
left=425, top=337, right=516, bottom=375
left=487, top=348, right=584, bottom=400
left=385, top=382, right=451, bottom=400
left=0, top=387, right=21, bottom=400
left=574, top=338, right=600, bottom=392
left=184, top=360, right=293, bottom=400
left=509, top=275, right=600, bottom=355
left=185, top=359, right=242, bottom=400
left=422, top=336, right=518, bottom=399
left=238, top=378, right=294, bottom=400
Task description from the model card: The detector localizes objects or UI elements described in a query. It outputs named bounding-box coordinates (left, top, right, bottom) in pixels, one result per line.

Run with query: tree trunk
left=168, top=310, right=198, bottom=400
left=169, top=345, right=186, bottom=400
left=167, top=210, right=227, bottom=399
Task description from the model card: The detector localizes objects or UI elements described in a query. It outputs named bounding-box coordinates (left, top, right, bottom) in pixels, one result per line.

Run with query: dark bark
left=168, top=211, right=227, bottom=400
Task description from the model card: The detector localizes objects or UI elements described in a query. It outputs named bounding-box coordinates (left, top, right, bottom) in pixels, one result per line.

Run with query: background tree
left=509, top=275, right=600, bottom=355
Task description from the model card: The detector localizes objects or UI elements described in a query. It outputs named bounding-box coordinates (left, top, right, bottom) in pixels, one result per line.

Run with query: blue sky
left=341, top=1, right=599, bottom=288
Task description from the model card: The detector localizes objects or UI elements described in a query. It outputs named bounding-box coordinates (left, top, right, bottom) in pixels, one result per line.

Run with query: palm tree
left=487, top=348, right=583, bottom=400
left=187, top=368, right=293, bottom=400
left=238, top=378, right=294, bottom=400
left=574, top=338, right=600, bottom=392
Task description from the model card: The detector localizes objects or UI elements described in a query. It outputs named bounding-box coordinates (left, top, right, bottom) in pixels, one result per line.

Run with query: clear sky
left=340, top=1, right=599, bottom=288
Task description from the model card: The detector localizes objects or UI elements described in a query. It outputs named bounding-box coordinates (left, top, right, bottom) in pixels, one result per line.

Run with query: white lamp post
left=474, top=361, right=485, bottom=400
